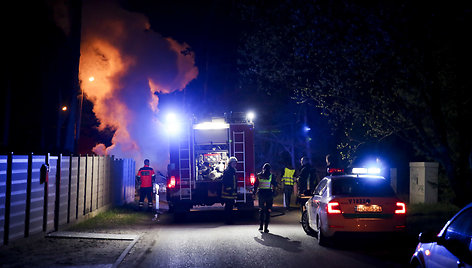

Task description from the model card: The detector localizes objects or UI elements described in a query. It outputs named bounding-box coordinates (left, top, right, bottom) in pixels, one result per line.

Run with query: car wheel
left=301, top=211, right=315, bottom=236
left=317, top=217, right=329, bottom=246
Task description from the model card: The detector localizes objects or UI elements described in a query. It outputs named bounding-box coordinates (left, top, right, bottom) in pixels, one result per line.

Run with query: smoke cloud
left=79, top=0, right=198, bottom=171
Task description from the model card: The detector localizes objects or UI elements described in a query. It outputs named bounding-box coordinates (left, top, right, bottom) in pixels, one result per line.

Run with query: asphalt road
left=120, top=205, right=414, bottom=268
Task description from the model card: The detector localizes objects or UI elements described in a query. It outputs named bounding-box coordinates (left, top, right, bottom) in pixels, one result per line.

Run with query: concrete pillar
left=409, top=162, right=439, bottom=204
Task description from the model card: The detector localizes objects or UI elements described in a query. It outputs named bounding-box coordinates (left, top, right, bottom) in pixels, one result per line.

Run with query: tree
left=238, top=0, right=472, bottom=205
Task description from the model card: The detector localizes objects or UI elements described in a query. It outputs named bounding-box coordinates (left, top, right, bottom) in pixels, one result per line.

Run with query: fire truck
left=166, top=112, right=256, bottom=213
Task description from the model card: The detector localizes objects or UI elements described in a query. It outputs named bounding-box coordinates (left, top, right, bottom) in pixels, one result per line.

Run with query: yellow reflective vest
left=258, top=174, right=272, bottom=189
left=282, top=168, right=295, bottom=186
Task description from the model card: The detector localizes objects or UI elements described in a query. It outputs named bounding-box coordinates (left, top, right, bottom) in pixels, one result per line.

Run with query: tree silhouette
left=238, top=0, right=472, bottom=205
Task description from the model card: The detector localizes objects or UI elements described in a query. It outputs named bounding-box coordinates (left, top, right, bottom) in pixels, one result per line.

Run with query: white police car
left=301, top=168, right=407, bottom=246
left=410, top=202, right=472, bottom=268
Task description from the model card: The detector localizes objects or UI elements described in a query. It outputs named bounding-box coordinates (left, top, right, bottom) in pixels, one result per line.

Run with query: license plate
left=355, top=204, right=382, bottom=213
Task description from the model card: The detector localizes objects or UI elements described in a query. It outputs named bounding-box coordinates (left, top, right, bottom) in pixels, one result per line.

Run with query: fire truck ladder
left=179, top=127, right=192, bottom=200
left=233, top=131, right=246, bottom=203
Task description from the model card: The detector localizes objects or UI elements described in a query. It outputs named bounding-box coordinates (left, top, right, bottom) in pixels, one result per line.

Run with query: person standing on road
left=221, top=156, right=238, bottom=224
left=254, top=163, right=277, bottom=233
left=136, top=159, right=156, bottom=211
left=297, top=157, right=315, bottom=194
left=296, top=157, right=315, bottom=214
left=281, top=163, right=296, bottom=210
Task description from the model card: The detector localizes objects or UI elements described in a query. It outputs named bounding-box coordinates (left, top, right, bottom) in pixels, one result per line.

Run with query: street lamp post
left=75, top=77, right=91, bottom=153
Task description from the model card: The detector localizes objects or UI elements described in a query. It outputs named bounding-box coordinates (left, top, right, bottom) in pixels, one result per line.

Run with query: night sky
left=124, top=0, right=273, bottom=114
left=2, top=0, right=471, bottom=198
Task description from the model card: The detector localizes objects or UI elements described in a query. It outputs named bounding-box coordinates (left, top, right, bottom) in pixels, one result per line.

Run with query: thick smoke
left=79, top=0, right=198, bottom=171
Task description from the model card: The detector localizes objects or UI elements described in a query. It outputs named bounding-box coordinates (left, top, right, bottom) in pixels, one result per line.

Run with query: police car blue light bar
left=352, top=167, right=367, bottom=174
left=367, top=167, right=381, bottom=174
left=352, top=167, right=381, bottom=174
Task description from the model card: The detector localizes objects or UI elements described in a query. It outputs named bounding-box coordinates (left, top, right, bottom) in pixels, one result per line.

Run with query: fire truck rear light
left=395, top=202, right=406, bottom=214
left=250, top=173, right=255, bottom=185
left=327, top=201, right=342, bottom=214
left=168, top=176, right=176, bottom=189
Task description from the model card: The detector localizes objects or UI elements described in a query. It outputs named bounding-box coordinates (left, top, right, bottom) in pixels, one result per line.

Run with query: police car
left=410, top=202, right=472, bottom=268
left=301, top=168, right=407, bottom=246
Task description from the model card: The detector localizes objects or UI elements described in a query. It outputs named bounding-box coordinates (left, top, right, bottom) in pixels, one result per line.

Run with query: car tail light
left=327, top=201, right=342, bottom=214
left=395, top=202, right=406, bottom=214
left=249, top=173, right=255, bottom=186
left=168, top=176, right=176, bottom=189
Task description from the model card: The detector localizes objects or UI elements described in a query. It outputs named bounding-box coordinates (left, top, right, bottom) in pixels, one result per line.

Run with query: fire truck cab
left=166, top=112, right=255, bottom=213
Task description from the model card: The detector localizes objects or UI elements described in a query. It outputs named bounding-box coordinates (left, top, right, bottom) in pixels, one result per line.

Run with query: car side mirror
left=418, top=231, right=438, bottom=243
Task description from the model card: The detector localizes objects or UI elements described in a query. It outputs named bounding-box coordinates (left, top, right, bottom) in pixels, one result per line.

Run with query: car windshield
left=331, top=177, right=395, bottom=197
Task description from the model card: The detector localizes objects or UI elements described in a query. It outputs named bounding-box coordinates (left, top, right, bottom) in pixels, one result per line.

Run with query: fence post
left=90, top=155, right=94, bottom=212
left=67, top=155, right=72, bottom=223
left=43, top=153, right=49, bottom=232
left=3, top=152, right=13, bottom=245
left=76, top=154, right=81, bottom=219
left=96, top=156, right=99, bottom=210
left=25, top=153, right=33, bottom=237
left=54, top=154, right=61, bottom=231
left=84, top=155, right=88, bottom=215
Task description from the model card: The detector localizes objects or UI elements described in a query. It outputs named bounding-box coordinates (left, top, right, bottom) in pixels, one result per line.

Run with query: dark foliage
left=238, top=0, right=472, bottom=205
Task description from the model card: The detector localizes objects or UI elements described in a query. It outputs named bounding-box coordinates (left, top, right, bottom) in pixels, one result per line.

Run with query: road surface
left=120, top=206, right=413, bottom=268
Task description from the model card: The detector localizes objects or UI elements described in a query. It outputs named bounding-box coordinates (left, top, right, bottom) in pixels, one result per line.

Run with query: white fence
left=0, top=154, right=135, bottom=245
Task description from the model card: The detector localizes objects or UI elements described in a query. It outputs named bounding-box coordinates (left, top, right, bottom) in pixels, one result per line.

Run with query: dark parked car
left=410, top=202, right=472, bottom=268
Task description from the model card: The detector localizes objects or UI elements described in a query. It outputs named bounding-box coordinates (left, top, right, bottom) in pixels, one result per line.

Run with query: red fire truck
left=166, top=112, right=256, bottom=213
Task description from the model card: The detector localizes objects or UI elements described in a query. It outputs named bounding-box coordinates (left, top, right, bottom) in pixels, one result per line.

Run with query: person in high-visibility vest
left=254, top=163, right=277, bottom=233
left=221, top=157, right=238, bottom=224
left=281, top=164, right=296, bottom=210
left=136, top=159, right=156, bottom=211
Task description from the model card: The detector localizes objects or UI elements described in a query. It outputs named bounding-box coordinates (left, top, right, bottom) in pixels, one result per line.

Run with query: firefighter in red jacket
left=136, top=159, right=156, bottom=211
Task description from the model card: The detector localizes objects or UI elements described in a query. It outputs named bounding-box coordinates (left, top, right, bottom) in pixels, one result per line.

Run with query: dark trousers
left=224, top=199, right=235, bottom=223
left=139, top=187, right=153, bottom=208
left=258, top=192, right=273, bottom=227
left=284, top=185, right=293, bottom=208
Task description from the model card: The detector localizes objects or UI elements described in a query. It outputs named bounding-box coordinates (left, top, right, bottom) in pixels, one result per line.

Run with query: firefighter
left=281, top=163, right=296, bottom=210
left=136, top=159, right=156, bottom=211
left=221, top=156, right=238, bottom=224
left=254, top=163, right=276, bottom=233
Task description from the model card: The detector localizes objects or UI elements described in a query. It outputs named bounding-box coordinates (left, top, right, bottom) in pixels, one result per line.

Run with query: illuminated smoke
left=79, top=0, right=198, bottom=171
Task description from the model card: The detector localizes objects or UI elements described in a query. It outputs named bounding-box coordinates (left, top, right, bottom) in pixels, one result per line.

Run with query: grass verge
left=67, top=205, right=151, bottom=231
